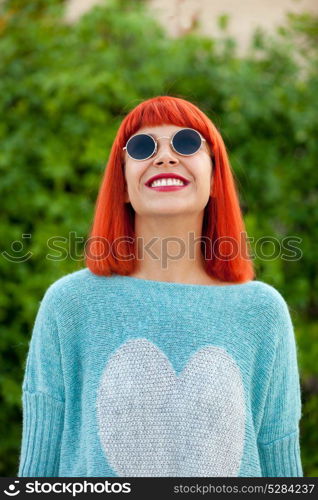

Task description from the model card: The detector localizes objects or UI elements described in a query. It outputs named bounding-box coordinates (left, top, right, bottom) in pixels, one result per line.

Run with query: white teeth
left=150, top=178, right=185, bottom=187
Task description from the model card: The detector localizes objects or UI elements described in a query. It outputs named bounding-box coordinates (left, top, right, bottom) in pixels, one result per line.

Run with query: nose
left=153, top=141, right=179, bottom=167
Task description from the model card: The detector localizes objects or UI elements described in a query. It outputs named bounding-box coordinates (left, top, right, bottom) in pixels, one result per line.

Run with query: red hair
left=85, top=96, right=255, bottom=283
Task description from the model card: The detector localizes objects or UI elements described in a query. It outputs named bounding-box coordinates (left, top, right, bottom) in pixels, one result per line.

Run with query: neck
left=130, top=213, right=214, bottom=284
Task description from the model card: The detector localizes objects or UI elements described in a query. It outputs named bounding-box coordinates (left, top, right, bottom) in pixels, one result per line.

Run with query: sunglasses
left=123, top=128, right=207, bottom=161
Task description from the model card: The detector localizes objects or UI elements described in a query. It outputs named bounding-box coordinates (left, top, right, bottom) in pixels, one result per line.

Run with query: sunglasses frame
left=122, top=127, right=206, bottom=161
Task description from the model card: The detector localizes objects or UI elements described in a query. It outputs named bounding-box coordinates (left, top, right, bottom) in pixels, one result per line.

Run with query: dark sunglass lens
left=173, top=129, right=202, bottom=155
left=126, top=134, right=155, bottom=160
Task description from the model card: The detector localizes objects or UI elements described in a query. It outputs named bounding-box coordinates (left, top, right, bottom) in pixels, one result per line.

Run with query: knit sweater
left=18, top=268, right=302, bottom=477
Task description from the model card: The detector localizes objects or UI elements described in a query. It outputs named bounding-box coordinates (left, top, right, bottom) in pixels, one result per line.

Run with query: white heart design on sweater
left=96, top=338, right=245, bottom=477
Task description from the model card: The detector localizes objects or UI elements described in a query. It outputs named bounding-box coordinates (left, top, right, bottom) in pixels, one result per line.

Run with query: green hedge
left=1, top=0, right=317, bottom=476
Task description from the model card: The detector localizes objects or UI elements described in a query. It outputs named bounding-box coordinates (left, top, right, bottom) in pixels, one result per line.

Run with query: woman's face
left=123, top=124, right=213, bottom=217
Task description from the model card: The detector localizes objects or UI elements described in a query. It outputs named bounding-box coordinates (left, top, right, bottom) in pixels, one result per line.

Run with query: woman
left=18, top=96, right=303, bottom=477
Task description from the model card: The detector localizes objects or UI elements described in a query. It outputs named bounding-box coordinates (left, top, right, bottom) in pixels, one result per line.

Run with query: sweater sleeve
left=18, top=286, right=65, bottom=477
left=257, top=291, right=303, bottom=477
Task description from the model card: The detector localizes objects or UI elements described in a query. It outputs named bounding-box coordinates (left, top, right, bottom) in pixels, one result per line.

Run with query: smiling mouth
left=146, top=177, right=190, bottom=188
left=146, top=183, right=190, bottom=192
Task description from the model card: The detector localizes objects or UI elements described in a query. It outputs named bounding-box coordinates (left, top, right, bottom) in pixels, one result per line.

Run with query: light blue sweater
left=18, top=268, right=303, bottom=477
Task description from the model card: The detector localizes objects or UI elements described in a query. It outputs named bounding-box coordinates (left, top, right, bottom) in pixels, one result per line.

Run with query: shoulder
left=225, top=279, right=288, bottom=308
left=247, top=279, right=287, bottom=303
left=39, top=267, right=101, bottom=311
left=245, top=280, right=293, bottom=333
left=248, top=280, right=289, bottom=309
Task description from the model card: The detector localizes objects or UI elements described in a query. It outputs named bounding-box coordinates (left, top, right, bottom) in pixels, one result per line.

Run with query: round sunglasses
left=122, top=128, right=206, bottom=161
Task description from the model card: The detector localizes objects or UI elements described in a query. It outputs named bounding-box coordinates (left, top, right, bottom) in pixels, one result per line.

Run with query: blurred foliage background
left=0, top=0, right=317, bottom=477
